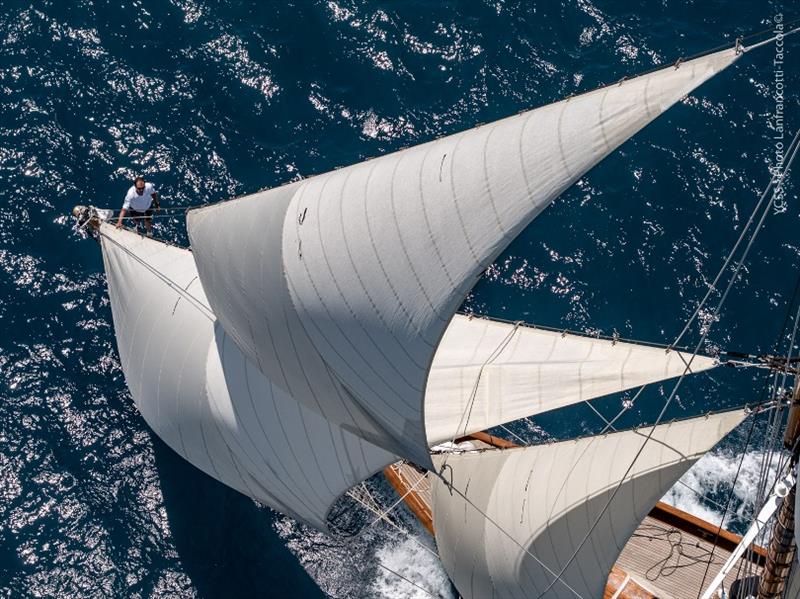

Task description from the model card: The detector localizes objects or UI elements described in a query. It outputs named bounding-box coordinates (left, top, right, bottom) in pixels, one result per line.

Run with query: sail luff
left=187, top=47, right=739, bottom=467
left=431, top=409, right=747, bottom=599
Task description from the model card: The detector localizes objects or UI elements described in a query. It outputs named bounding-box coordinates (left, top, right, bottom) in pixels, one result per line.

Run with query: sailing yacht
left=75, top=30, right=800, bottom=598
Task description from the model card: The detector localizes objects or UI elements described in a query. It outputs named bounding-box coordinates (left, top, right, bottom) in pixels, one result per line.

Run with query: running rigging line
left=697, top=272, right=800, bottom=596
left=537, top=127, right=800, bottom=598
left=85, top=24, right=800, bottom=598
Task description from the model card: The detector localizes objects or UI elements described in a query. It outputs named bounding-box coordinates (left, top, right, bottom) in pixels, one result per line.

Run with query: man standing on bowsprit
left=116, top=176, right=160, bottom=236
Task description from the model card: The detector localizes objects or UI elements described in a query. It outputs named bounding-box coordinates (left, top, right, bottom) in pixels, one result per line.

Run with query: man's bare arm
left=116, top=208, right=126, bottom=228
left=152, top=192, right=160, bottom=211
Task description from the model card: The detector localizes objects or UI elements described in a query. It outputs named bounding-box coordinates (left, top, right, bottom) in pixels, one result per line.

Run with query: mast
left=757, top=377, right=800, bottom=599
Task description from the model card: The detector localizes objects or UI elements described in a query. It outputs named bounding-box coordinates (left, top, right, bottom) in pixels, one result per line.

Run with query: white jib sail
left=431, top=409, right=746, bottom=599
left=425, top=314, right=717, bottom=445
left=100, top=224, right=397, bottom=531
left=188, top=48, right=739, bottom=468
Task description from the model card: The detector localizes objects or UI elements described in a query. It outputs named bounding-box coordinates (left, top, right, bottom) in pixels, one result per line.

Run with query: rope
left=694, top=410, right=761, bottom=597
left=631, top=523, right=728, bottom=580
left=375, top=561, right=441, bottom=599
left=365, top=473, right=429, bottom=530
left=672, top=127, right=800, bottom=349
left=114, top=204, right=200, bottom=215
left=538, top=127, right=800, bottom=599
left=743, top=25, right=800, bottom=53
left=696, top=263, right=800, bottom=595
left=431, top=469, right=586, bottom=599
left=117, top=213, right=186, bottom=221
left=584, top=400, right=615, bottom=430
left=346, top=482, right=440, bottom=560
left=433, top=321, right=588, bottom=598
left=737, top=17, right=800, bottom=46
left=446, top=322, right=522, bottom=447
left=600, top=385, right=647, bottom=434
left=674, top=479, right=731, bottom=513
left=463, top=312, right=697, bottom=354
left=97, top=229, right=215, bottom=320
left=737, top=289, right=800, bottom=584
left=498, top=423, right=530, bottom=446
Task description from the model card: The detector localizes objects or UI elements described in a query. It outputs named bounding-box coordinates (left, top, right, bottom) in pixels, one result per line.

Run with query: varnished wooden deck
left=615, top=514, right=762, bottom=599
left=384, top=460, right=764, bottom=599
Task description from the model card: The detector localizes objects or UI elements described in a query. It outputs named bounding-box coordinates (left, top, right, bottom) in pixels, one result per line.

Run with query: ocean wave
left=0, top=0, right=797, bottom=596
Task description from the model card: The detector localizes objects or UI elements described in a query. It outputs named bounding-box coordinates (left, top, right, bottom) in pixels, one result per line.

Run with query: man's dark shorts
left=128, top=208, right=153, bottom=220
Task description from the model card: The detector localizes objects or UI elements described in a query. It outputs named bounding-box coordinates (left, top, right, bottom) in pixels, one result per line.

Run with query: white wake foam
left=662, top=447, right=787, bottom=532
left=371, top=536, right=454, bottom=599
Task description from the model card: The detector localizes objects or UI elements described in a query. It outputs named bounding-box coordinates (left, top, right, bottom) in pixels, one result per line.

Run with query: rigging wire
left=584, top=399, right=616, bottom=430
left=537, top=127, right=800, bottom=598
left=430, top=468, right=587, bottom=599
left=694, top=403, right=763, bottom=597
left=97, top=229, right=215, bottom=320
left=345, top=482, right=440, bottom=560
left=430, top=320, right=589, bottom=597
left=444, top=322, right=523, bottom=448
left=98, top=124, right=799, bottom=599
left=365, top=473, right=431, bottom=532
left=734, top=248, right=800, bottom=586
left=742, top=25, right=800, bottom=53
left=674, top=479, right=732, bottom=513
left=631, top=523, right=728, bottom=580
left=600, top=385, right=647, bottom=434
left=78, top=23, right=800, bottom=599
left=375, top=561, right=441, bottom=599
left=498, top=423, right=530, bottom=446
left=671, top=139, right=794, bottom=349
left=739, top=293, right=800, bottom=585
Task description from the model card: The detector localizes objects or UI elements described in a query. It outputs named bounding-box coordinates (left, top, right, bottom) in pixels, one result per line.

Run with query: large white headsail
left=426, top=315, right=718, bottom=445
left=188, top=48, right=739, bottom=467
left=430, top=410, right=746, bottom=599
left=100, top=224, right=397, bottom=531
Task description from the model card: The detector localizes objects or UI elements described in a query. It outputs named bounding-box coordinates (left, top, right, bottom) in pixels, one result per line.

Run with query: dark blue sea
left=1, top=1, right=798, bottom=597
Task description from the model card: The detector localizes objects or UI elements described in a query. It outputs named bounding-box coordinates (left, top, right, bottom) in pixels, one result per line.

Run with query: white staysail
left=100, top=224, right=397, bottom=531
left=425, top=314, right=717, bottom=445
left=187, top=48, right=738, bottom=468
left=430, top=409, right=746, bottom=599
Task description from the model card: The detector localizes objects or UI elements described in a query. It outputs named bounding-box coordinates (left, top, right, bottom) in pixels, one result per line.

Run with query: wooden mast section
left=757, top=377, right=800, bottom=599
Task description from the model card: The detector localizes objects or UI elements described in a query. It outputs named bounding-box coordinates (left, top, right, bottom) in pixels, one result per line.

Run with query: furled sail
left=187, top=48, right=739, bottom=467
left=431, top=409, right=746, bottom=599
left=425, top=314, right=717, bottom=445
left=99, top=224, right=397, bottom=531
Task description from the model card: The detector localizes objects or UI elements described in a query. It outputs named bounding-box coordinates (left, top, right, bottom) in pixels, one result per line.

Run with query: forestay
left=188, top=48, right=739, bottom=468
left=100, top=224, right=397, bottom=531
left=426, top=314, right=717, bottom=445
left=431, top=409, right=746, bottom=599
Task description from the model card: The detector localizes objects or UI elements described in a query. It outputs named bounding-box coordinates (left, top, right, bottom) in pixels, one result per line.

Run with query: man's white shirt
left=123, top=182, right=157, bottom=211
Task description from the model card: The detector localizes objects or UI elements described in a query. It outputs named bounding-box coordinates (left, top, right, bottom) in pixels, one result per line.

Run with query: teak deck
left=384, top=445, right=764, bottom=599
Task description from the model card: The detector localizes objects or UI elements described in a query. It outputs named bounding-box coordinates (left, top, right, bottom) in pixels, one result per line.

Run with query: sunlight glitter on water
left=0, top=0, right=796, bottom=596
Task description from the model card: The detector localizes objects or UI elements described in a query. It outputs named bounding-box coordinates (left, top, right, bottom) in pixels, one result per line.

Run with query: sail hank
left=100, top=224, right=397, bottom=532
left=430, top=409, right=746, bottom=599
left=187, top=47, right=739, bottom=468
left=425, top=315, right=717, bottom=445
